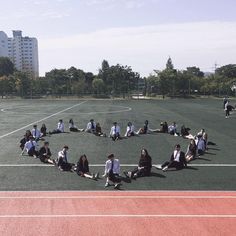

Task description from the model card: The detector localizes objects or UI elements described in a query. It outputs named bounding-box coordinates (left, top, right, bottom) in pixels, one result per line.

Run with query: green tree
left=0, top=57, right=14, bottom=76
left=92, top=78, right=105, bottom=95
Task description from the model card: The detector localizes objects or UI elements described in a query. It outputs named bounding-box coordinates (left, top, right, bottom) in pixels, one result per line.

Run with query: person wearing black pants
left=124, top=149, right=152, bottom=179
left=161, top=144, right=187, bottom=171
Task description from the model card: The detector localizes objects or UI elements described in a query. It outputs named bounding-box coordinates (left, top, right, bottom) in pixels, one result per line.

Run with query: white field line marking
left=0, top=101, right=87, bottom=139
left=0, top=196, right=236, bottom=199
left=0, top=164, right=236, bottom=167
left=0, top=214, right=235, bottom=218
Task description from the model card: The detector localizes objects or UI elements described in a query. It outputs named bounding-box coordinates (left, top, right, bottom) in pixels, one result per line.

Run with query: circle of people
left=20, top=118, right=209, bottom=190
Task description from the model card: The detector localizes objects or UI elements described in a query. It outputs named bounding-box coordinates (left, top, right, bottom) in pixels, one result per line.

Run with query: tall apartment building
left=0, top=30, right=39, bottom=78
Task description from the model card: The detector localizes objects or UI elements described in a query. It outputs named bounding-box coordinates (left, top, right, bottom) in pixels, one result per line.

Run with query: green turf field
left=0, top=98, right=235, bottom=191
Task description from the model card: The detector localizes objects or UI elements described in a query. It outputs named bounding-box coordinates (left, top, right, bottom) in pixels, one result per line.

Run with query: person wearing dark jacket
left=161, top=144, right=187, bottom=171
left=39, top=141, right=55, bottom=165
left=76, top=154, right=99, bottom=180
left=124, top=149, right=152, bottom=179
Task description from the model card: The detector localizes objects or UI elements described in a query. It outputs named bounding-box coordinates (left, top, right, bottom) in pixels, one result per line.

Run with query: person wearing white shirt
left=85, top=119, right=96, bottom=133
left=124, top=122, right=135, bottom=137
left=31, top=124, right=41, bottom=141
left=21, top=136, right=39, bottom=158
left=168, top=122, right=179, bottom=136
left=160, top=144, right=187, bottom=171
left=56, top=145, right=74, bottom=171
left=109, top=122, right=121, bottom=141
left=49, top=119, right=65, bottom=135
left=103, top=154, right=121, bottom=189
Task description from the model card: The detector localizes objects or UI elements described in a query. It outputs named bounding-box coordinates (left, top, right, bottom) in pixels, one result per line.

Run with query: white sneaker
left=162, top=166, right=168, bottom=172
left=155, top=165, right=162, bottom=170
left=114, top=183, right=121, bottom=189
left=104, top=182, right=110, bottom=188
left=95, top=172, right=99, bottom=179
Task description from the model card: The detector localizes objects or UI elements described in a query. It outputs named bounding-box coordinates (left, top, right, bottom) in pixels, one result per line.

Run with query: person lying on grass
left=124, top=148, right=152, bottom=179
left=103, top=153, right=121, bottom=189
left=157, top=144, right=187, bottom=171
left=75, top=154, right=99, bottom=180
left=38, top=141, right=56, bottom=165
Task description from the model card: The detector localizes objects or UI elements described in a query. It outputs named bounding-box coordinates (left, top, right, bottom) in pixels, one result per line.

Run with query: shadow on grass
left=150, top=172, right=166, bottom=178
left=207, top=147, right=221, bottom=151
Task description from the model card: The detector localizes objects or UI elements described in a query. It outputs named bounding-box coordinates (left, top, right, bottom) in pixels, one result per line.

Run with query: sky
left=1, top=0, right=236, bottom=76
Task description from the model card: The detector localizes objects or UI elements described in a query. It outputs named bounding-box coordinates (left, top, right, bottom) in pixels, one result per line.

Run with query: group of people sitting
left=18, top=116, right=211, bottom=189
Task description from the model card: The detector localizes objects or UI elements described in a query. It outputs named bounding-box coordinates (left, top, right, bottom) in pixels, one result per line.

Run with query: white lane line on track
left=0, top=214, right=235, bottom=218
left=0, top=101, right=87, bottom=139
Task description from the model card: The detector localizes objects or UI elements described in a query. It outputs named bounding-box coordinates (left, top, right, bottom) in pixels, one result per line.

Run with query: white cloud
left=39, top=21, right=236, bottom=75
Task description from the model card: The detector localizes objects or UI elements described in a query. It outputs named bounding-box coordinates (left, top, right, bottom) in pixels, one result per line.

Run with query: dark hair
left=176, top=144, right=181, bottom=148
left=63, top=145, right=69, bottom=149
left=44, top=141, right=49, bottom=145
left=141, top=148, right=149, bottom=157
left=33, top=124, right=37, bottom=127
left=78, top=154, right=88, bottom=164
left=107, top=153, right=114, bottom=159
left=145, top=120, right=148, bottom=124
left=59, top=119, right=63, bottom=122
left=69, top=119, right=74, bottom=124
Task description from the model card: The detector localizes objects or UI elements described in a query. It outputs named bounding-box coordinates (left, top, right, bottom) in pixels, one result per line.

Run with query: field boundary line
left=0, top=101, right=87, bottom=139
left=0, top=163, right=236, bottom=167
left=0, top=196, right=236, bottom=199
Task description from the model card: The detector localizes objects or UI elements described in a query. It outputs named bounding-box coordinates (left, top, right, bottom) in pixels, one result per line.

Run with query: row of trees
left=0, top=56, right=236, bottom=98
left=146, top=58, right=236, bottom=97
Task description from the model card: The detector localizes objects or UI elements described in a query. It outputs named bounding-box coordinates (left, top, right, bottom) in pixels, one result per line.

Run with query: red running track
left=0, top=191, right=236, bottom=236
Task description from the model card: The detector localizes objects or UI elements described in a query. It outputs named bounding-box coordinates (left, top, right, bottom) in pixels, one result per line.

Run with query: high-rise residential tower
left=0, top=30, right=39, bottom=78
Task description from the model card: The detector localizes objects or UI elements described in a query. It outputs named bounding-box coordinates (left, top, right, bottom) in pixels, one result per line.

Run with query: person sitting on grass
left=168, top=122, right=179, bottom=136
left=31, top=124, right=41, bottom=141
left=21, top=136, right=39, bottom=158
left=197, top=129, right=208, bottom=150
left=38, top=141, right=55, bottom=165
left=56, top=145, right=74, bottom=171
left=75, top=154, right=99, bottom=180
left=124, top=122, right=135, bottom=137
left=185, top=139, right=197, bottom=162
left=85, top=119, right=96, bottom=133
left=103, top=153, right=121, bottom=189
left=49, top=119, right=64, bottom=135
left=40, top=124, right=47, bottom=137
left=136, top=120, right=150, bottom=134
left=160, top=144, right=187, bottom=171
left=196, top=135, right=206, bottom=156
left=19, top=130, right=32, bottom=150
left=109, top=122, right=121, bottom=141
left=181, top=125, right=195, bottom=139
left=151, top=121, right=168, bottom=133
left=94, top=122, right=106, bottom=137
left=69, top=119, right=84, bottom=132
left=124, top=148, right=152, bottom=179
